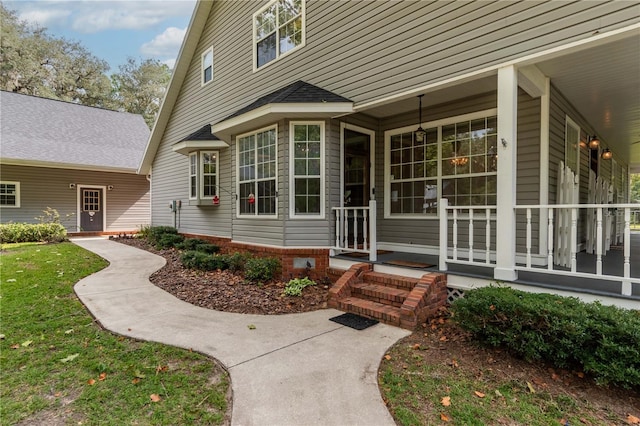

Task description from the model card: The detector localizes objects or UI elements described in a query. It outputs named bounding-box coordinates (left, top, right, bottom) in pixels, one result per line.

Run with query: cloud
left=17, top=7, right=72, bottom=28
left=140, top=26, right=186, bottom=57
left=162, top=58, right=177, bottom=69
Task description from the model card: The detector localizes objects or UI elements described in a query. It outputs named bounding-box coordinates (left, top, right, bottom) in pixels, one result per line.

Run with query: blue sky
left=4, top=0, right=197, bottom=71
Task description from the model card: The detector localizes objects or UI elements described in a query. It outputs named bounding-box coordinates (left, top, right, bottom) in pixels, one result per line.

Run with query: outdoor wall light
left=107, top=185, right=114, bottom=191
left=69, top=183, right=76, bottom=189
left=415, top=94, right=426, bottom=143
left=588, top=135, right=600, bottom=150
left=601, top=148, right=613, bottom=160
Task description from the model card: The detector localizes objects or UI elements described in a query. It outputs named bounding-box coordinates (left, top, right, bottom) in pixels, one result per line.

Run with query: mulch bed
left=114, top=237, right=329, bottom=315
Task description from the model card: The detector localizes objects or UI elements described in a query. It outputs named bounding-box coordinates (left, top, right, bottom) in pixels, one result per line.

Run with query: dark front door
left=343, top=128, right=372, bottom=207
left=80, top=188, right=103, bottom=232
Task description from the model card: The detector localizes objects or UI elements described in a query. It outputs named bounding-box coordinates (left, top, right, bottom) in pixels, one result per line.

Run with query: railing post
left=452, top=208, right=458, bottom=261
left=570, top=208, right=578, bottom=273
left=547, top=209, right=554, bottom=270
left=485, top=208, right=491, bottom=264
left=439, top=198, right=448, bottom=271
left=596, top=207, right=603, bottom=275
left=623, top=207, right=631, bottom=295
left=526, top=208, right=532, bottom=268
left=468, top=209, right=474, bottom=262
left=369, top=200, right=377, bottom=262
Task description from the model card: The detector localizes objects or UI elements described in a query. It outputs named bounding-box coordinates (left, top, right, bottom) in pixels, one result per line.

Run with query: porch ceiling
left=357, top=33, right=640, bottom=173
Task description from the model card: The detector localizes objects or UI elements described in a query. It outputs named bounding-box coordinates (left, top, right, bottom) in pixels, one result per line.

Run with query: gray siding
left=1, top=165, right=149, bottom=232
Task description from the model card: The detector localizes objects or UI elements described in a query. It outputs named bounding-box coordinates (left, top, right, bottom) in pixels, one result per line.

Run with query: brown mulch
left=114, top=237, right=329, bottom=315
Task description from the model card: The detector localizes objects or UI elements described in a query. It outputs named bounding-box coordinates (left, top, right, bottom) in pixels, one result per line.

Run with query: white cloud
left=162, top=58, right=177, bottom=69
left=140, top=26, right=186, bottom=57
left=18, top=8, right=72, bottom=28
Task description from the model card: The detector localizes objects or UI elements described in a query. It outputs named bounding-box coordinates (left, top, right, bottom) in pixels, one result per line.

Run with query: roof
left=220, top=80, right=352, bottom=122
left=0, top=91, right=150, bottom=173
left=179, top=124, right=221, bottom=142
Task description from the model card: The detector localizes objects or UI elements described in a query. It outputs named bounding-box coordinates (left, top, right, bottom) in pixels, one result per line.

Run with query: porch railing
left=439, top=199, right=640, bottom=296
left=331, top=200, right=377, bottom=261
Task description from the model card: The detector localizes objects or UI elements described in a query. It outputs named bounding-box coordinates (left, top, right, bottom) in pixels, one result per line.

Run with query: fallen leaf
left=495, top=389, right=503, bottom=397
left=132, top=378, right=141, bottom=384
left=474, top=391, right=486, bottom=398
left=156, top=365, right=168, bottom=373
left=98, top=373, right=107, bottom=381
left=133, top=370, right=146, bottom=379
left=440, top=412, right=450, bottom=422
left=526, top=381, right=536, bottom=393
left=21, top=340, right=33, bottom=347
left=60, top=353, right=79, bottom=363
left=150, top=394, right=161, bottom=402
left=87, top=378, right=96, bottom=385
left=247, top=324, right=256, bottom=330
left=0, top=334, right=5, bottom=339
left=551, top=373, right=560, bottom=381
left=441, top=396, right=451, bottom=407
left=577, top=371, right=585, bottom=378
left=54, top=392, right=61, bottom=397
left=489, top=304, right=496, bottom=311
left=558, top=418, right=567, bottom=425
left=450, top=359, right=459, bottom=368
left=439, top=335, right=448, bottom=341
left=65, top=329, right=74, bottom=334
left=627, top=414, right=640, bottom=424
left=10, top=344, right=20, bottom=349
left=412, top=343, right=420, bottom=350
left=384, top=355, right=392, bottom=361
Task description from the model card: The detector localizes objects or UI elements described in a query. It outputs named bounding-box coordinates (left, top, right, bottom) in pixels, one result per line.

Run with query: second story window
left=202, top=47, right=213, bottom=85
left=254, top=0, right=304, bottom=69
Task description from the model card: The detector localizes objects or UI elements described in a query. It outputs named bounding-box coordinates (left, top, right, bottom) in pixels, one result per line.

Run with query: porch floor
left=333, top=232, right=640, bottom=300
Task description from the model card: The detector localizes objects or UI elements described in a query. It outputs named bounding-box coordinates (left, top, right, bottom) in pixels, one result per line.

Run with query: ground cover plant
left=0, top=242, right=230, bottom=425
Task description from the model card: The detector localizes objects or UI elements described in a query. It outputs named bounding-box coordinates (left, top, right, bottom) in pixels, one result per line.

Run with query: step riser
left=335, top=299, right=401, bottom=326
left=352, top=287, right=406, bottom=308
left=361, top=272, right=418, bottom=290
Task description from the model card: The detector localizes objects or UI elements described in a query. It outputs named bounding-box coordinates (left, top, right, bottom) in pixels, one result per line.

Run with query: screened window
left=254, top=0, right=304, bottom=69
left=202, top=48, right=213, bottom=85
left=0, top=182, right=20, bottom=207
left=237, top=127, right=277, bottom=216
left=291, top=122, right=323, bottom=217
left=387, top=113, right=498, bottom=216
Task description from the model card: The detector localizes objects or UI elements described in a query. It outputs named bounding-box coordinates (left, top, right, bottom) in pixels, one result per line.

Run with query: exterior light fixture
left=415, top=94, right=426, bottom=143
left=601, top=148, right=613, bottom=160
left=588, top=135, right=600, bottom=150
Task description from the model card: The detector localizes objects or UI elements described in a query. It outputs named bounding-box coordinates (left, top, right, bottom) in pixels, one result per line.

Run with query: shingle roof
left=179, top=124, right=221, bottom=142
left=0, top=91, right=150, bottom=171
left=220, top=80, right=352, bottom=122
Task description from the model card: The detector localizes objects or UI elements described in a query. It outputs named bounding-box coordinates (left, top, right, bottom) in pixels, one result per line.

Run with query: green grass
left=0, top=242, right=229, bottom=425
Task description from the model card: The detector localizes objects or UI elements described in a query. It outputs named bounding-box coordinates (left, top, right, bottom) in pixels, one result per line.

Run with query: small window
left=202, top=47, right=213, bottom=85
left=254, top=0, right=304, bottom=69
left=188, top=151, right=218, bottom=200
left=290, top=122, right=324, bottom=218
left=189, top=152, right=198, bottom=199
left=0, top=181, right=20, bottom=208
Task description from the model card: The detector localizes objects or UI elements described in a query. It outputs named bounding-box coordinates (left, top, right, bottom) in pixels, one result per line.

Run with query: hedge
left=0, top=223, right=67, bottom=243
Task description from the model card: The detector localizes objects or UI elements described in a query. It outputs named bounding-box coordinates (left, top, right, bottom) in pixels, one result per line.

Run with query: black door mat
left=329, top=313, right=379, bottom=330
left=383, top=259, right=434, bottom=268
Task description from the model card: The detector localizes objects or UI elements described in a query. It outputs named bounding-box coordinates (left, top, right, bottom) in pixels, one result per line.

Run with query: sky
left=4, top=0, right=197, bottom=71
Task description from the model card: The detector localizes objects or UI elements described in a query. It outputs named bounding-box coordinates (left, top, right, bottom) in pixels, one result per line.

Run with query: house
left=140, top=0, right=640, bottom=321
left=0, top=91, right=150, bottom=235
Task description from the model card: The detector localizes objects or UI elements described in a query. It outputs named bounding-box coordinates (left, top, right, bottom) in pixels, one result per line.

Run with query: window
left=188, top=151, right=218, bottom=200
left=254, top=0, right=304, bottom=69
left=565, top=116, right=580, bottom=175
left=237, top=126, right=277, bottom=216
left=0, top=181, right=20, bottom=208
left=201, top=47, right=213, bottom=85
left=386, top=111, right=498, bottom=217
left=291, top=122, right=323, bottom=217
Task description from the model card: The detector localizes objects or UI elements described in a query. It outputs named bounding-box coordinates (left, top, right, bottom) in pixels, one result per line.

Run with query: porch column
left=495, top=65, right=518, bottom=281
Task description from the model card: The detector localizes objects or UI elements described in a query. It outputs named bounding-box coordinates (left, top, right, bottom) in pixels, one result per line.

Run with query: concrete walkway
left=72, top=238, right=410, bottom=426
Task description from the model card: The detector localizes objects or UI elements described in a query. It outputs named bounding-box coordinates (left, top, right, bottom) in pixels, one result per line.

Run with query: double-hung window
left=188, top=151, right=218, bottom=200
left=290, top=122, right=323, bottom=218
left=237, top=126, right=277, bottom=216
left=386, top=111, right=498, bottom=217
left=254, top=0, right=304, bottom=69
left=201, top=47, right=213, bottom=85
left=0, top=181, right=20, bottom=208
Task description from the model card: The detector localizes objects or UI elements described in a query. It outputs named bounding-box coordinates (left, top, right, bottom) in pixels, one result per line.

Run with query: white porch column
left=495, top=65, right=518, bottom=281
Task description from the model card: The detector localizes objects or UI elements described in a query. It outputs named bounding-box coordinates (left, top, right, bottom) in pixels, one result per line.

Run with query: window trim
left=236, top=124, right=279, bottom=218
left=201, top=46, right=213, bottom=86
left=383, top=109, right=498, bottom=219
left=289, top=121, right=325, bottom=219
left=199, top=150, right=219, bottom=200
left=0, top=181, right=20, bottom=208
left=252, top=0, right=306, bottom=72
left=564, top=115, right=581, bottom=177
left=189, top=152, right=198, bottom=200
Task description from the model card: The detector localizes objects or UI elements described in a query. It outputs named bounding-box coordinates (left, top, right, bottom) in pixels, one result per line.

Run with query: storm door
left=80, top=188, right=103, bottom=231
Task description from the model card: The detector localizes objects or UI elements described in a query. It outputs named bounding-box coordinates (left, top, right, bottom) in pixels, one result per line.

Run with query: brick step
left=361, top=271, right=419, bottom=290
left=351, top=282, right=409, bottom=307
left=335, top=297, right=402, bottom=326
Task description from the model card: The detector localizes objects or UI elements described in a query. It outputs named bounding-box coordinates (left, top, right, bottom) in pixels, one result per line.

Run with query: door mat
left=341, top=250, right=393, bottom=259
left=329, top=313, right=379, bottom=330
left=383, top=260, right=434, bottom=268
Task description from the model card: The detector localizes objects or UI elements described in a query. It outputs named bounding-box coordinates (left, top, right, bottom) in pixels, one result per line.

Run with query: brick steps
left=327, top=263, right=447, bottom=330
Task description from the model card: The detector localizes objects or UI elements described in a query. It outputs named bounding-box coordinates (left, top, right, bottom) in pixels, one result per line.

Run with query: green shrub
left=180, top=251, right=229, bottom=271
left=244, top=257, right=280, bottom=284
left=176, top=238, right=209, bottom=250
left=223, top=252, right=250, bottom=272
left=195, top=243, right=220, bottom=254
left=451, top=286, right=640, bottom=388
left=0, top=222, right=67, bottom=243
left=136, top=225, right=151, bottom=239
left=146, top=226, right=178, bottom=245
left=284, top=277, right=316, bottom=296
left=155, top=233, right=184, bottom=249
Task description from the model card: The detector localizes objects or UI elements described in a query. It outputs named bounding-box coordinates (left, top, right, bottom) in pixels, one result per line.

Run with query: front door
left=343, top=127, right=374, bottom=207
left=80, top=188, right=103, bottom=232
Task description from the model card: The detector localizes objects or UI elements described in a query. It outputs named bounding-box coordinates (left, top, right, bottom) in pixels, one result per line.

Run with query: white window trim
left=252, top=0, right=306, bottom=72
left=289, top=121, right=325, bottom=219
left=383, top=108, right=498, bottom=219
left=200, top=150, right=219, bottom=200
left=564, top=115, right=581, bottom=177
left=236, top=124, right=279, bottom=218
left=189, top=152, right=198, bottom=200
left=0, top=181, right=20, bottom=208
left=201, top=46, right=213, bottom=86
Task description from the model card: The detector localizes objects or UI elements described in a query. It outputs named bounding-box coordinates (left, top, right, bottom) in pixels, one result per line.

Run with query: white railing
left=331, top=200, right=377, bottom=261
left=439, top=198, right=639, bottom=296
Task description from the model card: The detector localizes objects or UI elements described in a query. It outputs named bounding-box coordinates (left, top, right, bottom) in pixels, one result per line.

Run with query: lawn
left=0, top=242, right=229, bottom=425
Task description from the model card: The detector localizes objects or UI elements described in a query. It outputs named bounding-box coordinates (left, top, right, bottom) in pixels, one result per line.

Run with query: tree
left=631, top=174, right=640, bottom=203
left=0, top=3, right=112, bottom=107
left=110, top=58, right=172, bottom=128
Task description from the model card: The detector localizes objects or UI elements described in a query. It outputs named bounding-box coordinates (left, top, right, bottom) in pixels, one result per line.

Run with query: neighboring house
left=140, top=1, right=639, bottom=310
left=1, top=91, right=150, bottom=234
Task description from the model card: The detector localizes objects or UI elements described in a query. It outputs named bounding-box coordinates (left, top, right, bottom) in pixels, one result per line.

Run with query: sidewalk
left=72, top=238, right=410, bottom=426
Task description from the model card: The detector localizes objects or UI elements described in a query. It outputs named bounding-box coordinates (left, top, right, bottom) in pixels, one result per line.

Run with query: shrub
left=137, top=225, right=151, bottom=239
left=223, top=252, right=250, bottom=272
left=0, top=222, right=67, bottom=243
left=451, top=286, right=640, bottom=388
left=180, top=251, right=229, bottom=271
left=195, top=243, right=220, bottom=254
left=244, top=257, right=280, bottom=284
left=176, top=238, right=209, bottom=250
left=146, top=226, right=178, bottom=245
left=284, top=277, right=316, bottom=296
left=155, top=233, right=184, bottom=249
